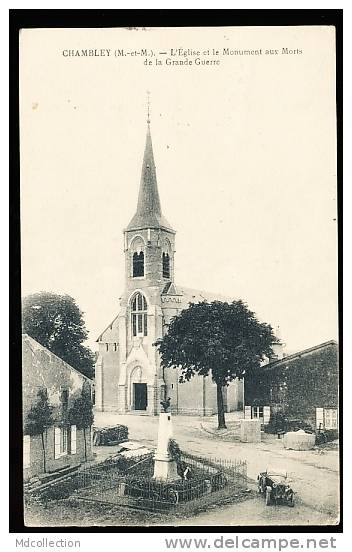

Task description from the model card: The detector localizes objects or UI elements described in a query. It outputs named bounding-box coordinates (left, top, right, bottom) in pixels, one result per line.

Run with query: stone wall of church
left=163, top=366, right=244, bottom=416
left=163, top=369, right=217, bottom=416
left=226, top=379, right=244, bottom=411
left=95, top=344, right=120, bottom=411
left=95, top=318, right=120, bottom=411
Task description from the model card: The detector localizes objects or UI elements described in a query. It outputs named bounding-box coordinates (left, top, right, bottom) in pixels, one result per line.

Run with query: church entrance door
left=134, top=383, right=147, bottom=410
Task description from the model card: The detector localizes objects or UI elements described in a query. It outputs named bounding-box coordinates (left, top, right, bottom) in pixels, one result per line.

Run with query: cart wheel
left=168, top=489, right=179, bottom=505
left=265, top=489, right=271, bottom=506
left=219, top=474, right=228, bottom=488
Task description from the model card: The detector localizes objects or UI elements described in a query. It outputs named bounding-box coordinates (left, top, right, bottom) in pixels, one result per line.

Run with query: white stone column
left=153, top=412, right=180, bottom=481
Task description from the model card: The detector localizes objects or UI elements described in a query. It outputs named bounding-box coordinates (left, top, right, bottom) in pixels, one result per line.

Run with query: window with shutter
left=252, top=406, right=264, bottom=420
left=263, top=406, right=271, bottom=424
left=324, top=408, right=338, bottom=429
left=71, top=425, right=77, bottom=454
left=316, top=407, right=324, bottom=429
left=23, top=435, right=30, bottom=468
left=61, top=427, right=68, bottom=456
left=54, top=427, right=61, bottom=459
left=244, top=406, right=251, bottom=419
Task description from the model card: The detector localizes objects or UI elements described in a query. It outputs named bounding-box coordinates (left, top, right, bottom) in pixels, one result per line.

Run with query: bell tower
left=124, top=114, right=176, bottom=294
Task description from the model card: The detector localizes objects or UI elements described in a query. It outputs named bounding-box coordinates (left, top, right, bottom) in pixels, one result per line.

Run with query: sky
left=19, top=26, right=338, bottom=353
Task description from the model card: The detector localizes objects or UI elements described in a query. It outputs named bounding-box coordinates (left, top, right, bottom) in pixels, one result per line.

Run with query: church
left=94, top=120, right=244, bottom=416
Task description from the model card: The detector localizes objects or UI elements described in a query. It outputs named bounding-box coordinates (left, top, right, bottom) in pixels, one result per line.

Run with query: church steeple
left=124, top=106, right=176, bottom=291
left=127, top=121, right=174, bottom=233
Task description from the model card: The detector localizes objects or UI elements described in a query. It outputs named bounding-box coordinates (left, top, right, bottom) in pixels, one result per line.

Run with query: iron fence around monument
left=72, top=451, right=248, bottom=513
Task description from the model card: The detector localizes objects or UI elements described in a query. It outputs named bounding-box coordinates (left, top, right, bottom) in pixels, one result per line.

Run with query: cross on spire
left=147, top=90, right=151, bottom=125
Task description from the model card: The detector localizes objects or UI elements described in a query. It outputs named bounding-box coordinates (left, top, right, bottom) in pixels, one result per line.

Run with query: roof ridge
left=266, top=340, right=338, bottom=368
left=22, top=334, right=92, bottom=381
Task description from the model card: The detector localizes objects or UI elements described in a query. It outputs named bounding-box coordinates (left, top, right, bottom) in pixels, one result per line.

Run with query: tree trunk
left=41, top=431, right=46, bottom=473
left=83, top=427, right=87, bottom=462
left=216, top=383, right=227, bottom=429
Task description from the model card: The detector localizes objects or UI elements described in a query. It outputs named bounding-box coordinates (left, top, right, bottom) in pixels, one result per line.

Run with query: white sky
left=20, top=26, right=338, bottom=353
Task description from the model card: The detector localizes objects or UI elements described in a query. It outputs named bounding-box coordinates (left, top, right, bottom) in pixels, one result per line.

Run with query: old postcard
left=19, top=24, right=339, bottom=528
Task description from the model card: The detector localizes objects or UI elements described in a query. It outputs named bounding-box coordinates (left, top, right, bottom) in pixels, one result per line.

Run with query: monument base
left=153, top=411, right=181, bottom=481
left=153, top=456, right=181, bottom=481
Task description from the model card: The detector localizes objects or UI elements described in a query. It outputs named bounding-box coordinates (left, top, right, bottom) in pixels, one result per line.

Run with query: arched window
left=131, top=292, right=148, bottom=337
left=162, top=252, right=170, bottom=279
left=133, top=251, right=144, bottom=277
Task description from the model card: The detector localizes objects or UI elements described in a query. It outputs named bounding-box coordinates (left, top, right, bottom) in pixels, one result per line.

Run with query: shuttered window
left=71, top=425, right=77, bottom=454
left=263, top=406, right=271, bottom=424
left=244, top=406, right=251, bottom=419
left=252, top=406, right=263, bottom=419
left=316, top=407, right=324, bottom=429
left=23, top=435, right=30, bottom=468
left=247, top=406, right=270, bottom=423
left=54, top=427, right=68, bottom=458
left=54, top=427, right=61, bottom=459
left=61, top=427, right=68, bottom=456
left=324, top=409, right=338, bottom=430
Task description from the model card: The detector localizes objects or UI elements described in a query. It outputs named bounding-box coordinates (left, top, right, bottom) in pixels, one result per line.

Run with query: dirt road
left=94, top=412, right=339, bottom=526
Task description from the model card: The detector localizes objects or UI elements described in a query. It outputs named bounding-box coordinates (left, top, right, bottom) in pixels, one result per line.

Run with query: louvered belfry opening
left=162, top=252, right=170, bottom=279
left=133, top=251, right=144, bottom=277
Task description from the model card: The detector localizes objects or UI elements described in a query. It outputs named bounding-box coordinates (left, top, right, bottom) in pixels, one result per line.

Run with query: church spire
left=127, top=104, right=174, bottom=233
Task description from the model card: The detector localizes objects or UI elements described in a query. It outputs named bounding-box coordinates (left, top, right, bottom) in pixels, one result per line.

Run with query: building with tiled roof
left=94, top=121, right=243, bottom=415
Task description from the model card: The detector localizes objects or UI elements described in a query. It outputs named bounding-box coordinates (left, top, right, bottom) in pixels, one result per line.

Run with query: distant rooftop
left=264, top=339, right=338, bottom=371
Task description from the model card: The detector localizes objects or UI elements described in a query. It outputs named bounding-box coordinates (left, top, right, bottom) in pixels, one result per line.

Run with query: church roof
left=177, top=285, right=236, bottom=306
left=126, top=124, right=175, bottom=233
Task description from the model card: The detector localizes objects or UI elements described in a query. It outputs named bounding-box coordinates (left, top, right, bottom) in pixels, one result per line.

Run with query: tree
left=25, top=389, right=54, bottom=473
left=68, top=383, right=94, bottom=462
left=22, top=292, right=95, bottom=379
left=155, top=300, right=277, bottom=429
